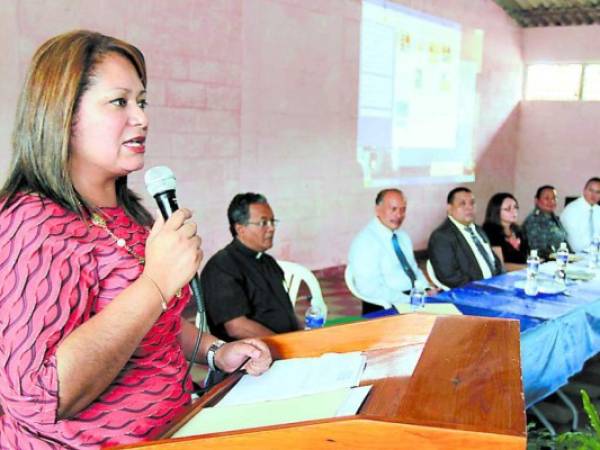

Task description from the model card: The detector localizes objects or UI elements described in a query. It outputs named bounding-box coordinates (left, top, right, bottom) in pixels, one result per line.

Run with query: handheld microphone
left=144, top=166, right=204, bottom=313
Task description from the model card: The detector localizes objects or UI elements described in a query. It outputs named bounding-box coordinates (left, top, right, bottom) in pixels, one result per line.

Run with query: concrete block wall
left=0, top=0, right=523, bottom=269
left=516, top=25, right=600, bottom=214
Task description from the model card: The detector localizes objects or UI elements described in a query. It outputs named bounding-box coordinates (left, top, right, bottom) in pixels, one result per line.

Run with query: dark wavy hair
left=484, top=192, right=520, bottom=234
left=0, top=30, right=152, bottom=226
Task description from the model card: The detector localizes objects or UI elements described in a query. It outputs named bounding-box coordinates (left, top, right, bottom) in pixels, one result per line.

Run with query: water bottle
left=304, top=299, right=325, bottom=330
left=524, top=249, right=540, bottom=296
left=554, top=242, right=569, bottom=285
left=409, top=280, right=427, bottom=311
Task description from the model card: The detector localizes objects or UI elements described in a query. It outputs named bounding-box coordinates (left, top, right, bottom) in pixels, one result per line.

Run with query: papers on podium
left=172, top=386, right=372, bottom=438
left=172, top=352, right=370, bottom=439
left=219, top=352, right=367, bottom=407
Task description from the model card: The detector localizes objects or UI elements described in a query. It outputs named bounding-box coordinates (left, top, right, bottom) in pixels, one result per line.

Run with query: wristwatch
left=206, top=339, right=226, bottom=372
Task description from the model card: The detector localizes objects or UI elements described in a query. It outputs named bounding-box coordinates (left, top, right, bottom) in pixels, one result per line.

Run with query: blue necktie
left=466, top=226, right=496, bottom=273
left=392, top=234, right=417, bottom=286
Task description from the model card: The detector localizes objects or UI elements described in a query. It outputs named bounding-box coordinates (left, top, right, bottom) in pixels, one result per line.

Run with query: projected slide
left=357, top=0, right=482, bottom=187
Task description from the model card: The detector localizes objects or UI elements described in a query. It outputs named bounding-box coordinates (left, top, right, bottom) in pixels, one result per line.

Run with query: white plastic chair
left=344, top=264, right=382, bottom=306
left=426, top=259, right=450, bottom=291
left=345, top=264, right=461, bottom=316
left=277, top=260, right=328, bottom=318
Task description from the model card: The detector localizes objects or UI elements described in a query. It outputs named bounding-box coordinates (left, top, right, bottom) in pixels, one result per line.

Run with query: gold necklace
left=90, top=212, right=145, bottom=265
left=89, top=211, right=183, bottom=298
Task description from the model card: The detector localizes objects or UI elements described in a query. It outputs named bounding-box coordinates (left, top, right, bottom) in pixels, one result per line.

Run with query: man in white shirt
left=348, top=189, right=435, bottom=315
left=561, top=177, right=600, bottom=252
left=428, top=187, right=504, bottom=289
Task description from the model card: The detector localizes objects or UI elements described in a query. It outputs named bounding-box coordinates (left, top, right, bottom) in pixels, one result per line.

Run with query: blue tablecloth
left=365, top=263, right=600, bottom=408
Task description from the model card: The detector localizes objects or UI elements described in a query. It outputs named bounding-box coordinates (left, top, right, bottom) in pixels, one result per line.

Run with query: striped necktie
left=466, top=226, right=495, bottom=273
left=391, top=234, right=417, bottom=286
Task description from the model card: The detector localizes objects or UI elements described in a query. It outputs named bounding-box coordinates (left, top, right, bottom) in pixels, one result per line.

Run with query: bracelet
left=207, top=339, right=226, bottom=371
left=140, top=273, right=168, bottom=312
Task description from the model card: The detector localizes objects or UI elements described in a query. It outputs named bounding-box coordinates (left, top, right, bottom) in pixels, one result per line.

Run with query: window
left=524, top=64, right=582, bottom=101
left=582, top=64, right=600, bottom=101
left=525, top=63, right=600, bottom=101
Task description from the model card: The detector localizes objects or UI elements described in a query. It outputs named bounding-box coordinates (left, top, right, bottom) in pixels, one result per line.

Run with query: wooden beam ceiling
left=494, top=0, right=600, bottom=27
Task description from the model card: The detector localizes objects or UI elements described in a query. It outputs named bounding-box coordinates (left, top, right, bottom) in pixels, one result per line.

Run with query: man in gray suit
left=428, top=187, right=503, bottom=288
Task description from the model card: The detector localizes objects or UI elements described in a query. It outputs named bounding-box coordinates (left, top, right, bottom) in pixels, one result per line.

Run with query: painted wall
left=516, top=25, right=600, bottom=214
left=0, top=0, right=522, bottom=269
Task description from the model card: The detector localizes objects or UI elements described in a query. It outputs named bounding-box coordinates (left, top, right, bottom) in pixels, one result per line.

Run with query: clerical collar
left=232, top=238, right=263, bottom=259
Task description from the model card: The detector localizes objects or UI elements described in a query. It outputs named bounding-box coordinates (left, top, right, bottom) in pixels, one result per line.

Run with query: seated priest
left=201, top=193, right=300, bottom=341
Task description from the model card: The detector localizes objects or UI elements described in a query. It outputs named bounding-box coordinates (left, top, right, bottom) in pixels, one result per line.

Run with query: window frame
left=523, top=63, right=584, bottom=101
left=581, top=63, right=600, bottom=101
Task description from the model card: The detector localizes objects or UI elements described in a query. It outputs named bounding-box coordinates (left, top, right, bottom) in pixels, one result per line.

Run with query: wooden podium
left=119, top=314, right=525, bottom=449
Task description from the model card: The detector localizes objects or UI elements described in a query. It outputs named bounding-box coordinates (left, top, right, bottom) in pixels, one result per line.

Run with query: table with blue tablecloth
left=365, top=259, right=600, bottom=408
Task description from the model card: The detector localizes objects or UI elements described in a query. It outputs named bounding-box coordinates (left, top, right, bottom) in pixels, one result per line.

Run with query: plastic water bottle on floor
left=554, top=242, right=569, bottom=286
left=304, top=298, right=325, bottom=330
left=524, top=249, right=540, bottom=296
left=409, top=280, right=427, bottom=311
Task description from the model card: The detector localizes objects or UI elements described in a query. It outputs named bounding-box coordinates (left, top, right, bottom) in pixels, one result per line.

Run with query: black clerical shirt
left=200, top=239, right=300, bottom=341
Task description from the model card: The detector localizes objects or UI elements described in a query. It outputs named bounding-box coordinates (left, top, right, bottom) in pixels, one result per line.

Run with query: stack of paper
left=219, top=352, right=366, bottom=406
left=172, top=352, right=370, bottom=438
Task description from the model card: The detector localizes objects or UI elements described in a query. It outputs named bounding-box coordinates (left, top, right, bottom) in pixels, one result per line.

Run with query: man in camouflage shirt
left=523, top=185, right=570, bottom=260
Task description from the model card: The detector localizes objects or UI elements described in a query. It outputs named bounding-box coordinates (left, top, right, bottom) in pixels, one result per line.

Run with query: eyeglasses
left=246, top=219, right=279, bottom=228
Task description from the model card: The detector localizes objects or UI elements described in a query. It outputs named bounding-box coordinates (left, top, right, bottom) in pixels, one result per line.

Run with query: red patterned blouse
left=0, top=194, right=192, bottom=449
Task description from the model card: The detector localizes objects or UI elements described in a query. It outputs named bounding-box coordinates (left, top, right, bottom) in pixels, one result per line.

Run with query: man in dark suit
left=428, top=187, right=504, bottom=289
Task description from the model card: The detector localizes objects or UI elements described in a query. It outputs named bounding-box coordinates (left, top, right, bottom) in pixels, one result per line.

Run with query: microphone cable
left=144, top=165, right=208, bottom=396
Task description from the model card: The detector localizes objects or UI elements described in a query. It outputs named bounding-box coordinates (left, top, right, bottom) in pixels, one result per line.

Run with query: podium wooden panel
left=117, top=314, right=525, bottom=449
